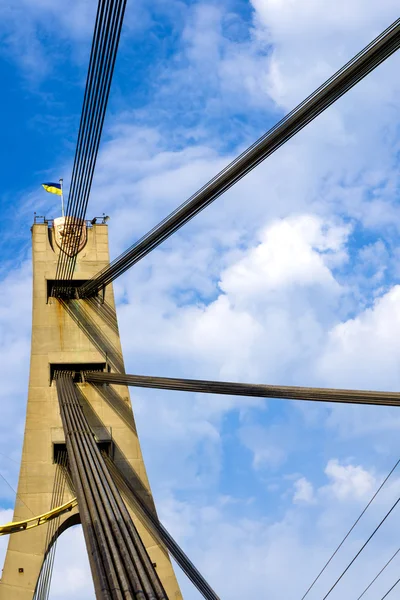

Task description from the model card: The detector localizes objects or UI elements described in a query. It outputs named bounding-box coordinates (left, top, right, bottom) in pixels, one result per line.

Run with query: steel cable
left=68, top=393, right=165, bottom=598
left=320, top=494, right=400, bottom=600
left=56, top=0, right=116, bottom=281
left=55, top=374, right=168, bottom=599
left=86, top=371, right=400, bottom=599
left=67, top=400, right=137, bottom=597
left=56, top=2, right=124, bottom=290
left=68, top=381, right=165, bottom=598
left=0, top=469, right=35, bottom=517
left=300, top=458, right=400, bottom=600
left=55, top=0, right=127, bottom=292
left=356, top=547, right=400, bottom=600
left=34, top=450, right=63, bottom=598
left=104, top=454, right=221, bottom=600
left=34, top=451, right=69, bottom=600
left=55, top=0, right=109, bottom=285
left=61, top=0, right=126, bottom=283
left=79, top=17, right=400, bottom=297
left=43, top=452, right=69, bottom=600
left=58, top=373, right=121, bottom=598
left=84, top=371, right=400, bottom=407
left=34, top=463, right=61, bottom=599
left=380, top=577, right=400, bottom=599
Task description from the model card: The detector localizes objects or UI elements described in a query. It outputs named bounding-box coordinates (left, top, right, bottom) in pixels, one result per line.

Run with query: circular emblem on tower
left=53, top=216, right=87, bottom=257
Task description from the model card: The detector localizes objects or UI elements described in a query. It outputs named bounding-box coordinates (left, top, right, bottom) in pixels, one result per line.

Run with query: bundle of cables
left=55, top=0, right=127, bottom=296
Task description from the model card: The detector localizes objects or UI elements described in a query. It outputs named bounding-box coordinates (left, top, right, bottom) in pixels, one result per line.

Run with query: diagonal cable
left=380, top=577, right=400, bottom=600
left=320, top=494, right=400, bottom=600
left=55, top=373, right=168, bottom=599
left=79, top=17, right=400, bottom=297
left=356, top=547, right=400, bottom=600
left=55, top=0, right=127, bottom=291
left=300, top=459, right=400, bottom=599
left=62, top=0, right=126, bottom=281
left=57, top=0, right=126, bottom=285
left=0, top=469, right=35, bottom=517
left=57, top=0, right=115, bottom=278
left=55, top=0, right=109, bottom=284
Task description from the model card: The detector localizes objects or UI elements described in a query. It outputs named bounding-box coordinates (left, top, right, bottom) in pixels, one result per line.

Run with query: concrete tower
left=0, top=218, right=182, bottom=599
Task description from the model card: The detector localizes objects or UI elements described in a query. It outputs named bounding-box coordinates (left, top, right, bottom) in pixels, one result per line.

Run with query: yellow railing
left=0, top=498, right=78, bottom=536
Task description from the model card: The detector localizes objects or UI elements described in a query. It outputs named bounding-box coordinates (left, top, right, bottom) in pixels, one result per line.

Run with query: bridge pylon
left=0, top=217, right=182, bottom=599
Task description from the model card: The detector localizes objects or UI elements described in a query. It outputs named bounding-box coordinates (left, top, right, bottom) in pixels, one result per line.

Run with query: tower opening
left=46, top=279, right=101, bottom=300
left=49, top=362, right=108, bottom=385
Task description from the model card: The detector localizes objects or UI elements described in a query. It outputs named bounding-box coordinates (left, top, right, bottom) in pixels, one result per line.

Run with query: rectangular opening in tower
left=46, top=279, right=102, bottom=300
left=49, top=362, right=108, bottom=385
left=53, top=440, right=113, bottom=463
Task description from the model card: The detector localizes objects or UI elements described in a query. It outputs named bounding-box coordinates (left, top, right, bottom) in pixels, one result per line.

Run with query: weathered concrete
left=0, top=221, right=182, bottom=599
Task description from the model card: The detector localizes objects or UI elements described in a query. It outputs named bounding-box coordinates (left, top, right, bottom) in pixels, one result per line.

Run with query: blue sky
left=1, top=1, right=400, bottom=599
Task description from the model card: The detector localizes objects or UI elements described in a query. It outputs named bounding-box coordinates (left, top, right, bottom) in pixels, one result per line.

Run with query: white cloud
left=324, top=459, right=376, bottom=501
left=318, top=286, right=400, bottom=391
left=116, top=213, right=348, bottom=387
left=293, top=477, right=315, bottom=504
left=0, top=1, right=95, bottom=78
left=220, top=215, right=347, bottom=300
left=251, top=0, right=400, bottom=109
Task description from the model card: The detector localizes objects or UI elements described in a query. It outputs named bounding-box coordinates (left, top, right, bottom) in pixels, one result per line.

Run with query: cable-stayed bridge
left=0, top=2, right=400, bottom=599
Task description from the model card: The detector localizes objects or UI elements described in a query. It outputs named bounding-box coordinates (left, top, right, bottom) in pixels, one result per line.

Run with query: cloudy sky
left=1, top=1, right=400, bottom=599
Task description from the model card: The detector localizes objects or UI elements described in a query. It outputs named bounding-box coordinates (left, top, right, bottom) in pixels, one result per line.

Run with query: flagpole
left=59, top=178, right=64, bottom=217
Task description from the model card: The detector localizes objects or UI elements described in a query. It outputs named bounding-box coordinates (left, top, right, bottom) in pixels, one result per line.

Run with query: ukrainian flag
left=42, top=182, right=62, bottom=196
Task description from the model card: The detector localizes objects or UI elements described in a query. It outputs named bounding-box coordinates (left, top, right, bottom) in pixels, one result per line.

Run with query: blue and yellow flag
left=42, top=182, right=62, bottom=196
